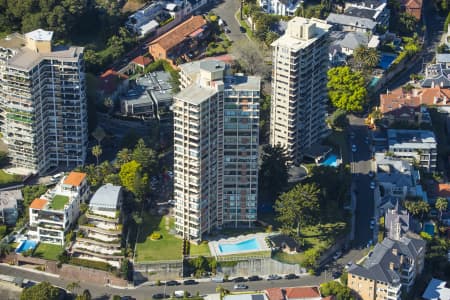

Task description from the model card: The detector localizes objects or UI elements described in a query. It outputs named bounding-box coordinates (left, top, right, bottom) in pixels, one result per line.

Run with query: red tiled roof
left=63, top=172, right=87, bottom=187
left=403, top=0, right=422, bottom=20
left=265, top=288, right=284, bottom=300
left=30, top=198, right=48, bottom=210
left=99, top=69, right=129, bottom=95
left=132, top=55, right=152, bottom=67
left=322, top=296, right=335, bottom=300
left=150, top=16, right=207, bottom=51
left=285, top=287, right=321, bottom=299
left=438, top=183, right=450, bottom=198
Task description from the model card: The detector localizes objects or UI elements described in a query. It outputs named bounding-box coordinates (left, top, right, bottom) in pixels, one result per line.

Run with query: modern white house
left=28, top=172, right=89, bottom=245
left=259, top=0, right=302, bottom=16
left=72, top=184, right=123, bottom=267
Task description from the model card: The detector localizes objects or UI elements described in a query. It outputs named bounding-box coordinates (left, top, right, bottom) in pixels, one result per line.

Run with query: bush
left=70, top=257, right=115, bottom=272
left=0, top=225, right=7, bottom=238
left=150, top=232, right=162, bottom=240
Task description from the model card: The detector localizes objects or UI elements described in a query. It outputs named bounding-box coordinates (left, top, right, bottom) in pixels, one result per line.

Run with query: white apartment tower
left=0, top=29, right=87, bottom=173
left=174, top=60, right=260, bottom=241
left=270, top=17, right=331, bottom=164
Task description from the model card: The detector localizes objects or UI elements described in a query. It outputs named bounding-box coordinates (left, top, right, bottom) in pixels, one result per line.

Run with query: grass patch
left=135, top=214, right=183, bottom=262
left=33, top=243, right=63, bottom=261
left=273, top=252, right=305, bottom=264
left=190, top=241, right=211, bottom=256
left=49, top=195, right=69, bottom=210
left=217, top=250, right=272, bottom=260
left=0, top=170, right=22, bottom=186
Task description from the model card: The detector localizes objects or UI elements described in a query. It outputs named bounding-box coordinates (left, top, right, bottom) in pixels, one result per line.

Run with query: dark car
left=284, top=273, right=298, bottom=280
left=248, top=275, right=262, bottom=281
left=239, top=26, right=246, bottom=33
left=166, top=280, right=179, bottom=286
left=152, top=294, right=169, bottom=299
left=233, top=277, right=247, bottom=282
left=183, top=279, right=198, bottom=285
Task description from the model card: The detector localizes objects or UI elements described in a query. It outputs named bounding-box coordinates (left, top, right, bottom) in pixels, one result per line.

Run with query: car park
left=234, top=284, right=248, bottom=290
left=183, top=279, right=197, bottom=285
left=267, top=274, right=281, bottom=280
left=248, top=275, right=262, bottom=281
left=284, top=273, right=298, bottom=280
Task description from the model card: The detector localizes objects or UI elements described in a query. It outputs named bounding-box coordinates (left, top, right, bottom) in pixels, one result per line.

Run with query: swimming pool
left=320, top=153, right=339, bottom=167
left=218, top=238, right=260, bottom=254
left=15, top=240, right=38, bottom=253
left=379, top=54, right=397, bottom=70
left=424, top=223, right=435, bottom=237
left=369, top=77, right=380, bottom=88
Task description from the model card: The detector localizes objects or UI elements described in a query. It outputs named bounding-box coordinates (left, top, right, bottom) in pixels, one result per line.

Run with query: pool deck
left=208, top=233, right=271, bottom=257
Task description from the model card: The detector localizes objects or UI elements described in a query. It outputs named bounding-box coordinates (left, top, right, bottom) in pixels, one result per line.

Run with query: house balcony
left=76, top=237, right=121, bottom=249
left=71, top=247, right=122, bottom=260
left=86, top=212, right=119, bottom=223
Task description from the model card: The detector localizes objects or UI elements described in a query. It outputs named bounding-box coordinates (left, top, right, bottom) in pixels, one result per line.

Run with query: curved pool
left=320, top=153, right=339, bottom=167
left=218, top=238, right=260, bottom=254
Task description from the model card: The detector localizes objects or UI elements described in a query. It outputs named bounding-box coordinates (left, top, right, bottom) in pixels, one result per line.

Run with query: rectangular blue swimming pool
left=218, top=238, right=260, bottom=254
left=15, top=240, right=38, bottom=253
left=379, top=54, right=397, bottom=70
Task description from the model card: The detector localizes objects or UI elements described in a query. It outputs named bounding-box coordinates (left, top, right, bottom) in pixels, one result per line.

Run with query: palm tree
left=436, top=197, right=448, bottom=221
left=0, top=242, right=12, bottom=257
left=353, top=45, right=368, bottom=70
left=91, top=126, right=106, bottom=145
left=365, top=48, right=380, bottom=68
left=92, top=145, right=102, bottom=166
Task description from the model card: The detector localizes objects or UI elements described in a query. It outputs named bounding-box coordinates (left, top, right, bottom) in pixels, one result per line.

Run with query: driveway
left=348, top=115, right=376, bottom=248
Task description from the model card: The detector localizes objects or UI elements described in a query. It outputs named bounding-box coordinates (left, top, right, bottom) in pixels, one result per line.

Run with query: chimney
left=392, top=248, right=398, bottom=256
left=389, top=262, right=395, bottom=270
left=400, top=255, right=404, bottom=265
left=432, top=81, right=435, bottom=88
left=441, top=81, right=444, bottom=88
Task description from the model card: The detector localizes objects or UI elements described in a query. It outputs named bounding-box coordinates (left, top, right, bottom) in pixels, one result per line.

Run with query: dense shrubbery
left=70, top=257, right=115, bottom=272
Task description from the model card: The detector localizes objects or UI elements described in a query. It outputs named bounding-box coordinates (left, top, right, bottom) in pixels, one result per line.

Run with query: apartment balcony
left=86, top=212, right=119, bottom=224
left=76, top=237, right=121, bottom=249
left=71, top=247, right=122, bottom=260
left=80, top=225, right=121, bottom=236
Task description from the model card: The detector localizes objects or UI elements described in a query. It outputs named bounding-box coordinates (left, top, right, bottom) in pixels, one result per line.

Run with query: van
left=174, top=291, right=186, bottom=298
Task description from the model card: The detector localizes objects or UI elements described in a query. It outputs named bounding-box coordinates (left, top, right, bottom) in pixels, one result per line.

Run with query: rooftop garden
left=49, top=195, right=69, bottom=210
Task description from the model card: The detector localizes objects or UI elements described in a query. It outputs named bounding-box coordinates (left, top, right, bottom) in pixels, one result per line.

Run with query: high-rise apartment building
left=270, top=17, right=331, bottom=164
left=0, top=29, right=87, bottom=174
left=174, top=60, right=260, bottom=241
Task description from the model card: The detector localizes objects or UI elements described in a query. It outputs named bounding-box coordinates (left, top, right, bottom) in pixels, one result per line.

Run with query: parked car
left=183, top=279, right=197, bottom=285
left=333, top=251, right=342, bottom=260
left=284, top=273, right=298, bottom=280
left=345, top=261, right=353, bottom=270
left=152, top=294, right=169, bottom=299
left=366, top=240, right=373, bottom=248
left=233, top=277, right=247, bottom=282
left=352, top=144, right=357, bottom=152
left=168, top=199, right=176, bottom=206
left=370, top=181, right=376, bottom=189
left=166, top=280, right=179, bottom=286
left=174, top=291, right=190, bottom=298
left=248, top=275, right=262, bottom=281
left=234, top=284, right=248, bottom=290
left=267, top=274, right=281, bottom=281
left=368, top=171, right=374, bottom=178
left=225, top=27, right=231, bottom=33
left=239, top=26, right=246, bottom=33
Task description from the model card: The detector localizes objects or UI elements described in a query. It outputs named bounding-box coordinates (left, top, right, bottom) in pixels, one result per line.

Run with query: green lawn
left=49, top=195, right=69, bottom=210
left=135, top=214, right=183, bottom=262
left=33, top=243, right=63, bottom=261
left=190, top=241, right=211, bottom=257
left=0, top=170, right=22, bottom=186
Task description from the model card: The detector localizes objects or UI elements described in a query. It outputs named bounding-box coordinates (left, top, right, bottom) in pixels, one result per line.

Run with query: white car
left=352, top=144, right=357, bottom=152
left=234, top=284, right=248, bottom=290
left=333, top=251, right=342, bottom=260
left=370, top=181, right=376, bottom=189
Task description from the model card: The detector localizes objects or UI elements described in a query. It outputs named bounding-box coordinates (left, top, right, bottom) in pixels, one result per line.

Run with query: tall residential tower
left=0, top=29, right=87, bottom=173
left=174, top=60, right=260, bottom=241
left=270, top=17, right=331, bottom=164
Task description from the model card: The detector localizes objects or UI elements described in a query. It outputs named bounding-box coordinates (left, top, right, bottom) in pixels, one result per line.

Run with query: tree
left=436, top=197, right=448, bottom=221
left=302, top=248, right=320, bottom=269
left=274, top=183, right=320, bottom=236
left=259, top=144, right=289, bottom=204
left=404, top=199, right=430, bottom=220
left=92, top=145, right=102, bottom=166
left=66, top=281, right=81, bottom=295
left=231, top=40, right=269, bottom=78
left=132, top=139, right=156, bottom=173
left=398, top=13, right=417, bottom=35
left=21, top=282, right=60, bottom=300
left=327, top=66, right=367, bottom=112
left=327, top=109, right=348, bottom=129
left=76, top=289, right=92, bottom=300
left=119, top=160, right=147, bottom=196
left=353, top=45, right=379, bottom=70
left=115, top=148, right=132, bottom=169
left=320, top=281, right=352, bottom=300
left=0, top=241, right=12, bottom=257
left=92, top=126, right=106, bottom=145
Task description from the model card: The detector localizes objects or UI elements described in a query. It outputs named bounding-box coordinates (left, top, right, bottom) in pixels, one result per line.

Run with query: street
left=212, top=0, right=247, bottom=42
left=348, top=116, right=376, bottom=249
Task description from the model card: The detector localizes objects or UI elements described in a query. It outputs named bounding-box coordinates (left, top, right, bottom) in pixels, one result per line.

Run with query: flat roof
left=0, top=189, right=21, bottom=210
left=175, top=84, right=218, bottom=105
left=422, top=278, right=450, bottom=300
left=224, top=294, right=267, bottom=300
left=388, top=129, right=437, bottom=149
left=89, top=184, right=122, bottom=210
left=25, top=29, right=53, bottom=42
left=224, top=75, right=260, bottom=91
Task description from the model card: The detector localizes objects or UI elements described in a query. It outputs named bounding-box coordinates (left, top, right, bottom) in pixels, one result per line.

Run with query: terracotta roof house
left=379, top=87, right=428, bottom=125
left=402, top=0, right=423, bottom=20
left=63, top=171, right=86, bottom=187
left=265, top=288, right=284, bottom=300
left=149, top=15, right=207, bottom=66
left=438, top=183, right=450, bottom=199
left=29, top=198, right=48, bottom=210
left=98, top=69, right=129, bottom=101
left=131, top=55, right=153, bottom=72
left=285, top=287, right=321, bottom=300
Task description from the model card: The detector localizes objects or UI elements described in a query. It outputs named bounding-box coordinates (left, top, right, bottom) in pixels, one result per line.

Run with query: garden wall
left=218, top=257, right=302, bottom=277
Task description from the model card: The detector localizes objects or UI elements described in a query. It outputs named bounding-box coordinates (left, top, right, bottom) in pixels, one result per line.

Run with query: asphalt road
left=348, top=116, right=376, bottom=249
left=212, top=0, right=247, bottom=42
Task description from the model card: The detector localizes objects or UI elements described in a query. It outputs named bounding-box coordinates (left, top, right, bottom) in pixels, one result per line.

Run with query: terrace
left=48, top=195, right=69, bottom=210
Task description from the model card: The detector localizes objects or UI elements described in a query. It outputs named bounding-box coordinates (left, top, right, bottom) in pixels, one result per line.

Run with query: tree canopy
left=327, top=66, right=367, bottom=112
left=20, top=282, right=60, bottom=300
left=274, top=183, right=320, bottom=236
left=320, top=281, right=353, bottom=300
left=259, top=144, right=289, bottom=204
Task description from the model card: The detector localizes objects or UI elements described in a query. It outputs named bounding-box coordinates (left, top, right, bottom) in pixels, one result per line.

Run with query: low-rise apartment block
left=0, top=189, right=22, bottom=225
left=73, top=184, right=123, bottom=267
left=348, top=235, right=426, bottom=299
left=387, top=129, right=437, bottom=172
left=28, top=172, right=88, bottom=245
